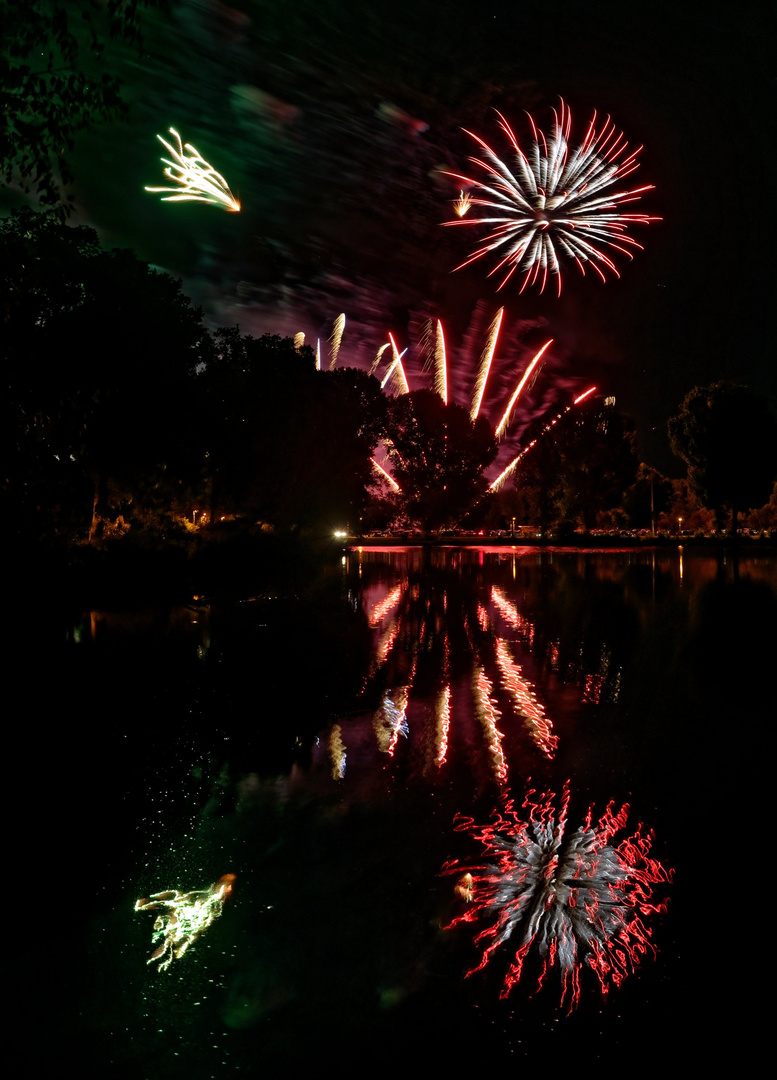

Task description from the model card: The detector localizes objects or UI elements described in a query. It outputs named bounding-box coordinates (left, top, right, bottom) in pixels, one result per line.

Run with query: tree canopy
left=668, top=381, right=777, bottom=532
left=384, top=389, right=497, bottom=530
left=1, top=1, right=166, bottom=216
left=513, top=396, right=638, bottom=533
left=199, top=329, right=387, bottom=533
left=1, top=208, right=211, bottom=538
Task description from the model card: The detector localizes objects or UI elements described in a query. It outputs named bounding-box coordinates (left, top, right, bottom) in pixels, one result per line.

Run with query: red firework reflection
left=443, top=783, right=672, bottom=1011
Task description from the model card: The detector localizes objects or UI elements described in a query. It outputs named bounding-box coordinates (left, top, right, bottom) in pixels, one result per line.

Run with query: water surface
left=26, top=546, right=774, bottom=1075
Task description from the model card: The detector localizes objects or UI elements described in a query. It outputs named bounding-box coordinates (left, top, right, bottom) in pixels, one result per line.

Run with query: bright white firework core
left=445, top=99, right=658, bottom=295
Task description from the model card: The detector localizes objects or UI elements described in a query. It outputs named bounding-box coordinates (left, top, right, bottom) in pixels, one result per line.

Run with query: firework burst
left=145, top=128, right=240, bottom=212
left=446, top=100, right=657, bottom=294
left=444, top=784, right=671, bottom=1010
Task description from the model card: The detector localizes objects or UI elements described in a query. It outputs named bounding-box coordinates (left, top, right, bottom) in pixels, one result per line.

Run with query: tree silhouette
left=513, top=397, right=638, bottom=533
left=1, top=1, right=166, bottom=216
left=1, top=209, right=211, bottom=540
left=668, top=382, right=777, bottom=534
left=199, top=330, right=386, bottom=532
left=385, top=389, right=497, bottom=530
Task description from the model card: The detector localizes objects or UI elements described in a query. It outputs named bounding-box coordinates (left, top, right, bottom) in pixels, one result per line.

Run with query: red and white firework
left=446, top=100, right=658, bottom=295
left=443, top=783, right=672, bottom=1010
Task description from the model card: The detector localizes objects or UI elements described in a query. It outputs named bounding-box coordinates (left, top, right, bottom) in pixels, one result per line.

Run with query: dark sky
left=10, top=0, right=776, bottom=472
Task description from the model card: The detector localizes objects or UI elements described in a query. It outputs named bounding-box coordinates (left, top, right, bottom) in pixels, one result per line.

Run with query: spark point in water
left=444, top=785, right=671, bottom=1010
left=446, top=100, right=657, bottom=294
left=145, top=128, right=240, bottom=212
left=135, top=873, right=236, bottom=971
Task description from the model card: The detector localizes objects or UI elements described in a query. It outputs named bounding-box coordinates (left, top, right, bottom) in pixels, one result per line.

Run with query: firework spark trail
left=135, top=874, right=236, bottom=972
left=470, top=307, right=504, bottom=421
left=329, top=724, right=347, bottom=779
left=389, top=333, right=411, bottom=395
left=145, top=129, right=240, bottom=211
left=489, top=385, right=596, bottom=491
left=495, top=339, right=554, bottom=438
left=443, top=784, right=671, bottom=1010
left=435, top=320, right=448, bottom=405
left=371, top=456, right=401, bottom=491
left=329, top=313, right=346, bottom=370
left=381, top=358, right=400, bottom=391
left=573, top=386, right=597, bottom=406
left=369, top=342, right=391, bottom=376
left=380, top=335, right=411, bottom=395
left=445, top=100, right=657, bottom=294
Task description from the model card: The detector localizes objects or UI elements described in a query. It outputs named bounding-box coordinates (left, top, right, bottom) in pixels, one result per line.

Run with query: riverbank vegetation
left=4, top=209, right=776, bottom=585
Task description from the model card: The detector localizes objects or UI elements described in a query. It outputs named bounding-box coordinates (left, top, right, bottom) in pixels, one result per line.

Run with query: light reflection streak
left=443, top=784, right=672, bottom=1010
left=434, top=320, right=448, bottom=405
left=145, top=128, right=240, bottom=211
left=368, top=582, right=405, bottom=626
left=135, top=874, right=236, bottom=972
left=494, top=638, right=558, bottom=758
left=473, top=667, right=508, bottom=784
left=435, top=682, right=452, bottom=766
left=374, top=686, right=410, bottom=754
left=334, top=556, right=624, bottom=779
left=491, top=585, right=531, bottom=635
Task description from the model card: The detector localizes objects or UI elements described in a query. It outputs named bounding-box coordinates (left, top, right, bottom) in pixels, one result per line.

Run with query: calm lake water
left=23, top=545, right=774, bottom=1076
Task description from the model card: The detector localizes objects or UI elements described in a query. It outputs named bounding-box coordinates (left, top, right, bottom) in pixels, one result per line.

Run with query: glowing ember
left=454, top=190, right=473, bottom=217
left=443, top=784, right=671, bottom=1010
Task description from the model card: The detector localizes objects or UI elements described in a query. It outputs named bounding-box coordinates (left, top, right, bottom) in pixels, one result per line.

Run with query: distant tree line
left=496, top=383, right=777, bottom=538
left=3, top=210, right=776, bottom=549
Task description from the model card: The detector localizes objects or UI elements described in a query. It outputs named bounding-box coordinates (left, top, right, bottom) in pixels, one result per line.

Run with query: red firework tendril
left=442, top=783, right=672, bottom=1011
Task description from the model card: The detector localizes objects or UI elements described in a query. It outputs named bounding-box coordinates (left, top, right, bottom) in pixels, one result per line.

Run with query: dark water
left=20, top=546, right=774, bottom=1076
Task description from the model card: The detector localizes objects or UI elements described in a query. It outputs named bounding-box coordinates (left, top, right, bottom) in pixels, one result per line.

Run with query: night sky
left=6, top=0, right=775, bottom=473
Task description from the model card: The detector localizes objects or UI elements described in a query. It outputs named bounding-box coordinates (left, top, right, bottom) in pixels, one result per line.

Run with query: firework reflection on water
left=443, top=783, right=672, bottom=1011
